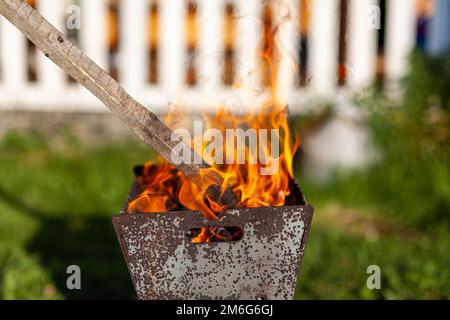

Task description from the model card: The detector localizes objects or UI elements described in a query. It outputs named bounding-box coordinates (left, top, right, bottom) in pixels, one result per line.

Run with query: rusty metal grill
left=113, top=166, right=313, bottom=300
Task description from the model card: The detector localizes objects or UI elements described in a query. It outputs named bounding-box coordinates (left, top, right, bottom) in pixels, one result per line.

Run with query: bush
left=315, top=51, right=450, bottom=228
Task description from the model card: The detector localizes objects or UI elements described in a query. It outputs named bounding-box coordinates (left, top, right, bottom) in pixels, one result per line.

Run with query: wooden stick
left=0, top=0, right=237, bottom=207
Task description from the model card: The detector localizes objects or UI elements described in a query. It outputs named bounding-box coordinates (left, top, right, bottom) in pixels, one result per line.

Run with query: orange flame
left=127, top=107, right=300, bottom=240
left=127, top=1, right=300, bottom=242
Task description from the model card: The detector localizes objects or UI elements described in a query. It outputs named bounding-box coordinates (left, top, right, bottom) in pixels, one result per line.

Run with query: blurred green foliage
left=296, top=51, right=450, bottom=299
left=364, top=50, right=450, bottom=227
left=296, top=212, right=449, bottom=299
left=0, top=131, right=154, bottom=299
left=307, top=51, right=450, bottom=228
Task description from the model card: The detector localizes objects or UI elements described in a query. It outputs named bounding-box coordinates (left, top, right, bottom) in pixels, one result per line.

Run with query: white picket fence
left=0, top=0, right=418, bottom=113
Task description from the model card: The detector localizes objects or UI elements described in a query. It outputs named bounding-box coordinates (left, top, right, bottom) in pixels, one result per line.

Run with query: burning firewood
left=127, top=109, right=301, bottom=242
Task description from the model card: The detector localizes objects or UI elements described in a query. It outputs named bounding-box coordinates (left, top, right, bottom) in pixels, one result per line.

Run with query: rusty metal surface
left=113, top=204, right=313, bottom=300
left=113, top=166, right=313, bottom=300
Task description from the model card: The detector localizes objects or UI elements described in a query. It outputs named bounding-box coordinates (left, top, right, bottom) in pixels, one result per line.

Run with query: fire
left=127, top=1, right=300, bottom=242
left=127, top=106, right=299, bottom=242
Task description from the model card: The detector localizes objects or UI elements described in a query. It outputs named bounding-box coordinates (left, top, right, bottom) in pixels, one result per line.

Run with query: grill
left=113, top=166, right=313, bottom=300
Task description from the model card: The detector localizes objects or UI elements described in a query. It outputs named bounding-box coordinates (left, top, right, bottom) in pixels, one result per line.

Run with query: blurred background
left=0, top=0, right=449, bottom=299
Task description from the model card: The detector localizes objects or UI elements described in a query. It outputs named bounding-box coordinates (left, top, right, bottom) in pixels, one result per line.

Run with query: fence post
left=160, top=0, right=184, bottom=101
left=347, top=0, right=378, bottom=90
left=236, top=0, right=262, bottom=109
left=275, top=0, right=297, bottom=105
left=310, top=0, right=339, bottom=96
left=385, top=0, right=417, bottom=85
left=120, top=0, right=148, bottom=97
left=37, top=0, right=65, bottom=105
left=80, top=0, right=108, bottom=70
left=0, top=10, right=26, bottom=107
left=198, top=0, right=223, bottom=105
left=428, top=0, right=450, bottom=56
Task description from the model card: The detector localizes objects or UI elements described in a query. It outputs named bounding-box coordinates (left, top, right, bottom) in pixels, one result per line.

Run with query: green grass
left=295, top=198, right=450, bottom=299
left=0, top=131, right=154, bottom=299
left=0, top=130, right=448, bottom=299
